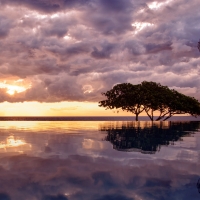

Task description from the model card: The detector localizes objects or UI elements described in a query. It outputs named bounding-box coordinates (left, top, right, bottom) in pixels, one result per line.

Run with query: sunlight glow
left=132, top=22, right=154, bottom=34
left=0, top=80, right=31, bottom=95
left=148, top=0, right=173, bottom=10
left=32, top=28, right=37, bottom=34
left=138, top=8, right=145, bottom=13
left=15, top=79, right=23, bottom=83
left=63, top=35, right=71, bottom=40
left=25, top=12, right=48, bottom=19
left=0, top=136, right=26, bottom=149
left=0, top=101, right=138, bottom=116
left=82, top=85, right=94, bottom=94
left=51, top=14, right=59, bottom=19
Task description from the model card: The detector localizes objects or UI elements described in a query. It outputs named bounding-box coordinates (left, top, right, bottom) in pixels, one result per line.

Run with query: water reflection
left=0, top=121, right=199, bottom=199
left=197, top=179, right=200, bottom=193
left=100, top=121, right=200, bottom=154
left=0, top=135, right=29, bottom=148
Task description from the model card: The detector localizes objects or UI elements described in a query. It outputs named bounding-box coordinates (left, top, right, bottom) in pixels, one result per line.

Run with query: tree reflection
left=197, top=178, right=200, bottom=193
left=100, top=121, right=200, bottom=154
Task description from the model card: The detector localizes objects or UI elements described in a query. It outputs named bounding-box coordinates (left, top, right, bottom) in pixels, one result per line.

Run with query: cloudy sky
left=0, top=0, right=199, bottom=116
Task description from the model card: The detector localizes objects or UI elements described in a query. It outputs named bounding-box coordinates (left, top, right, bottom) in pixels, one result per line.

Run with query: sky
left=0, top=0, right=199, bottom=116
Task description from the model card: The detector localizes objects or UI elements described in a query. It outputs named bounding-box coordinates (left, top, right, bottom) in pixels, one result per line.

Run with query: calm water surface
left=0, top=121, right=200, bottom=200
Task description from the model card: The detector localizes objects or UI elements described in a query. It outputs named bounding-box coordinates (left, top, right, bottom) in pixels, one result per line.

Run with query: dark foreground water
left=0, top=120, right=200, bottom=200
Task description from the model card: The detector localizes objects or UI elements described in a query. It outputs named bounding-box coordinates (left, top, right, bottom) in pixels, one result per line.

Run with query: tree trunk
left=135, top=114, right=138, bottom=121
left=156, top=111, right=170, bottom=121
left=151, top=110, right=154, bottom=121
left=144, top=108, right=153, bottom=121
left=163, top=114, right=172, bottom=121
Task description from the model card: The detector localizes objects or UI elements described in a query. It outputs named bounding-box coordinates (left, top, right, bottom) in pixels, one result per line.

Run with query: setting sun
left=0, top=80, right=31, bottom=95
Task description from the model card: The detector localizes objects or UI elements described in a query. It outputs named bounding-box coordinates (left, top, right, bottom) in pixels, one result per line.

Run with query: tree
left=156, top=89, right=200, bottom=121
left=139, top=81, right=200, bottom=121
left=99, top=81, right=200, bottom=121
left=140, top=81, right=174, bottom=121
left=99, top=83, right=145, bottom=121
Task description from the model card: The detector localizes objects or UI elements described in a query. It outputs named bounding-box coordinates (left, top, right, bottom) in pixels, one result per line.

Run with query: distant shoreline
left=0, top=116, right=200, bottom=121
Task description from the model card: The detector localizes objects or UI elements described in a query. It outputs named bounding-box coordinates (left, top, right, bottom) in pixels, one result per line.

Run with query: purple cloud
left=0, top=0, right=199, bottom=102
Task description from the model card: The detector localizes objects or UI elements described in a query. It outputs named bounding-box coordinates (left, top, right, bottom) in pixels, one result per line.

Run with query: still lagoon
left=0, top=119, right=200, bottom=200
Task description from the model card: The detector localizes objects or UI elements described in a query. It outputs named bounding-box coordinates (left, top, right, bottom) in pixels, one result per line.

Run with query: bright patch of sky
left=148, top=0, right=174, bottom=9
left=0, top=80, right=31, bottom=95
left=132, top=22, right=155, bottom=34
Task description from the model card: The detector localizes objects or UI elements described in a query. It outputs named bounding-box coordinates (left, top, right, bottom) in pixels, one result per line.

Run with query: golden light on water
left=0, top=121, right=100, bottom=133
left=0, top=121, right=171, bottom=132
left=0, top=136, right=27, bottom=149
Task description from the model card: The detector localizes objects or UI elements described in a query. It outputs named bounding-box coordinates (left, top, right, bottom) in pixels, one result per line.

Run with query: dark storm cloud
left=144, top=42, right=172, bottom=54
left=42, top=23, right=68, bottom=38
left=0, top=15, right=12, bottom=38
left=0, top=0, right=92, bottom=13
left=0, top=0, right=200, bottom=102
left=96, top=194, right=133, bottom=200
left=18, top=75, right=85, bottom=102
left=64, top=43, right=90, bottom=56
left=42, top=194, right=68, bottom=200
left=99, top=0, right=133, bottom=12
left=124, top=40, right=146, bottom=55
left=91, top=42, right=116, bottom=59
left=44, top=41, right=91, bottom=60
left=83, top=5, right=135, bottom=35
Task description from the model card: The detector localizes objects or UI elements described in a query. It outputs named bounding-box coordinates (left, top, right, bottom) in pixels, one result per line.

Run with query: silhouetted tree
left=163, top=90, right=200, bottom=120
left=140, top=81, right=175, bottom=121
left=99, top=81, right=200, bottom=121
left=99, top=83, right=145, bottom=121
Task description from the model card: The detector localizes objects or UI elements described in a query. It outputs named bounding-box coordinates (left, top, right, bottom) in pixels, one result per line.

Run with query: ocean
left=0, top=119, right=199, bottom=199
left=0, top=115, right=200, bottom=121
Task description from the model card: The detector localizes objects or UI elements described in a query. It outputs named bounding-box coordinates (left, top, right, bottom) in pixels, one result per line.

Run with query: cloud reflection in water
left=0, top=121, right=199, bottom=199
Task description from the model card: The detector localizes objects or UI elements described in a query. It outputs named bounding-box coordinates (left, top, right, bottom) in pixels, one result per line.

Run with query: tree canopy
left=99, top=83, right=145, bottom=121
left=99, top=81, right=200, bottom=121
